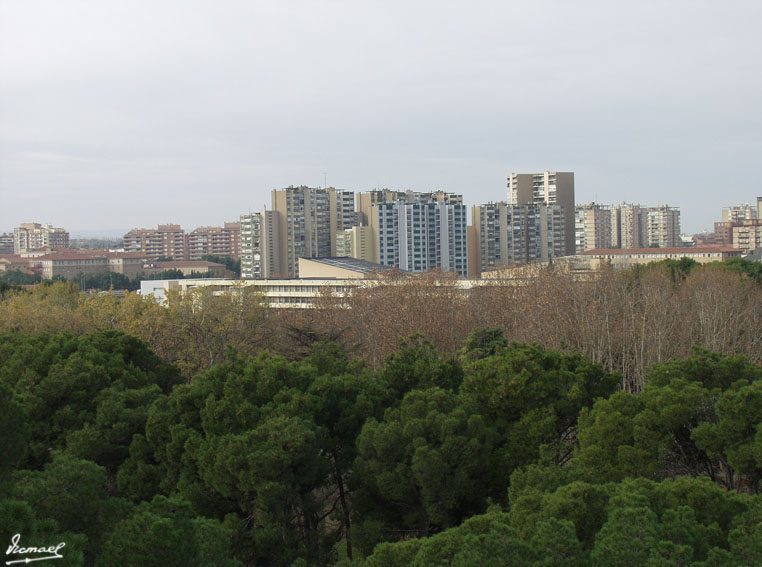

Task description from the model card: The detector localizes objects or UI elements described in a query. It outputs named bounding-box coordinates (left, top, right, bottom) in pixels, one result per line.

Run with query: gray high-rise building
left=470, top=202, right=565, bottom=275
left=270, top=186, right=358, bottom=277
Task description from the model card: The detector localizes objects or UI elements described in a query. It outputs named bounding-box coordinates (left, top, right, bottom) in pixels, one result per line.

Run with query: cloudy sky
left=1, top=0, right=760, bottom=236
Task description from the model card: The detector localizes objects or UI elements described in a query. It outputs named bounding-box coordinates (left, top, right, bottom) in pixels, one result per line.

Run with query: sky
left=1, top=0, right=761, bottom=236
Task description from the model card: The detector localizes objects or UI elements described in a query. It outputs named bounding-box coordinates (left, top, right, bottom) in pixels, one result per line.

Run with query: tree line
left=2, top=327, right=762, bottom=566
left=1, top=258, right=761, bottom=389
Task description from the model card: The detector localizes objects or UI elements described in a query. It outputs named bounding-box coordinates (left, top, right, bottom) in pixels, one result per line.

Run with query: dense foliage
left=2, top=325, right=762, bottom=566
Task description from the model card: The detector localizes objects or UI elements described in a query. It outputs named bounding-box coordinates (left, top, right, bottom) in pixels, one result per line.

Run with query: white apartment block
left=376, top=200, right=468, bottom=277
left=240, top=211, right=281, bottom=279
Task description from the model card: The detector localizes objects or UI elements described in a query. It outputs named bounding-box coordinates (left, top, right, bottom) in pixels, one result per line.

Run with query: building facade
left=0, top=233, right=13, bottom=255
left=369, top=194, right=468, bottom=276
left=187, top=222, right=241, bottom=260
left=731, top=219, right=762, bottom=255
left=578, top=246, right=742, bottom=270
left=646, top=206, right=681, bottom=248
left=240, top=211, right=281, bottom=279
left=124, top=224, right=188, bottom=260
left=470, top=202, right=566, bottom=275
left=575, top=203, right=614, bottom=253
left=507, top=172, right=575, bottom=255
left=13, top=223, right=69, bottom=253
left=271, top=186, right=332, bottom=278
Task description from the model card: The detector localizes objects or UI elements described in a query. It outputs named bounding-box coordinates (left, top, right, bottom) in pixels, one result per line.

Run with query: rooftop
left=580, top=246, right=741, bottom=256
left=304, top=257, right=391, bottom=275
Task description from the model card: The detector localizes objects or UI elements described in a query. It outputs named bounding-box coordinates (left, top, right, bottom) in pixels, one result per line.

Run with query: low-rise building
left=36, top=252, right=110, bottom=279
left=143, top=260, right=232, bottom=278
left=577, top=246, right=742, bottom=270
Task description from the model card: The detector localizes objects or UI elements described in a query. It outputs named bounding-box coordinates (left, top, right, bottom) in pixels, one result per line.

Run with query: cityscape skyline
left=2, top=1, right=761, bottom=235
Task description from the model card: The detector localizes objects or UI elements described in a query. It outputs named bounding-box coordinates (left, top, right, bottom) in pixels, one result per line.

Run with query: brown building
left=124, top=224, right=188, bottom=260
left=577, top=246, right=742, bottom=270
left=187, top=222, right=242, bottom=261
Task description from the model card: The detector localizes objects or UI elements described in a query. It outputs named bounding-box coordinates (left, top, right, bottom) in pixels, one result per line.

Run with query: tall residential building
left=336, top=226, right=374, bottom=262
left=507, top=172, right=575, bottom=255
left=470, top=202, right=566, bottom=275
left=375, top=200, right=468, bottom=276
left=329, top=189, right=359, bottom=255
left=13, top=223, right=69, bottom=253
left=616, top=204, right=648, bottom=249
left=731, top=219, right=762, bottom=255
left=123, top=224, right=188, bottom=260
left=357, top=190, right=467, bottom=276
left=357, top=189, right=462, bottom=261
left=187, top=222, right=241, bottom=260
left=602, top=204, right=681, bottom=250
left=271, top=186, right=332, bottom=278
left=0, top=233, right=14, bottom=255
left=240, top=211, right=281, bottom=279
left=716, top=201, right=760, bottom=245
left=575, top=203, right=614, bottom=253
left=722, top=203, right=758, bottom=223
left=646, top=206, right=681, bottom=248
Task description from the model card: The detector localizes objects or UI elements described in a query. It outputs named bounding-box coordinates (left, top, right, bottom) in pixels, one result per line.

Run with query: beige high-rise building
left=722, top=204, right=758, bottom=223
left=617, top=204, right=647, bottom=249
left=596, top=204, right=681, bottom=250
left=336, top=226, right=373, bottom=262
left=646, top=206, right=681, bottom=248
left=271, top=186, right=332, bottom=278
left=270, top=186, right=358, bottom=277
left=731, top=219, right=762, bottom=255
left=575, top=204, right=614, bottom=253
left=507, top=172, right=575, bottom=255
left=14, top=223, right=69, bottom=253
left=715, top=199, right=761, bottom=245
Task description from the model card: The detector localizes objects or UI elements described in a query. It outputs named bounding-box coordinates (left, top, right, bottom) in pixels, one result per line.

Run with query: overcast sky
left=1, top=0, right=760, bottom=236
